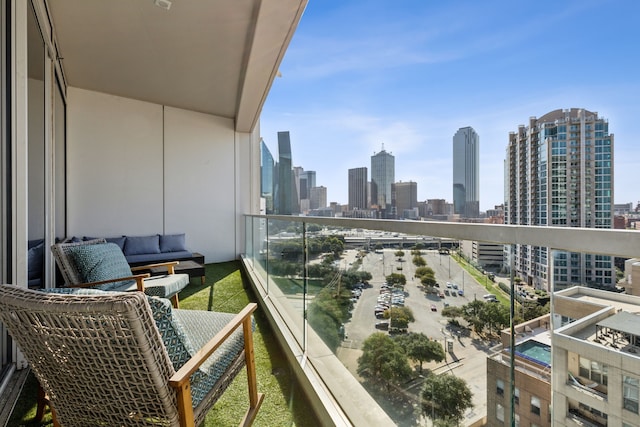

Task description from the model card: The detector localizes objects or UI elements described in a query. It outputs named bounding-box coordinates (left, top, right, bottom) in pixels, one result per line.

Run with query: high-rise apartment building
left=260, top=138, right=275, bottom=213
left=392, top=181, right=418, bottom=219
left=453, top=126, right=480, bottom=218
left=504, top=108, right=614, bottom=290
left=371, top=145, right=395, bottom=217
left=348, top=167, right=368, bottom=211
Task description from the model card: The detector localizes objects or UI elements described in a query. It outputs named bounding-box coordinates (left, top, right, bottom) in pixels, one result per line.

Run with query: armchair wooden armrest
left=66, top=273, right=150, bottom=292
left=169, top=303, right=264, bottom=427
left=131, top=260, right=179, bottom=275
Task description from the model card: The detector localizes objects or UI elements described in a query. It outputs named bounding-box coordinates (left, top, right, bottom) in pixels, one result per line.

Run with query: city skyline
left=260, top=1, right=640, bottom=211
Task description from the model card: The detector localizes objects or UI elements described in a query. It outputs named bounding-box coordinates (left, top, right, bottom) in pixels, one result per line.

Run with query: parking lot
left=338, top=248, right=491, bottom=426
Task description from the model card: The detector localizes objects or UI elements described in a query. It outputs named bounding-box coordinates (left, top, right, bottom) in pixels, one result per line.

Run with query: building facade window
left=579, top=357, right=608, bottom=385
left=514, top=387, right=520, bottom=405
left=496, top=403, right=505, bottom=422
left=531, top=395, right=541, bottom=416
left=623, top=375, right=639, bottom=414
left=496, top=379, right=504, bottom=396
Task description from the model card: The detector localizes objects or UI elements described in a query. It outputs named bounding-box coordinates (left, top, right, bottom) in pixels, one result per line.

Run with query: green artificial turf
left=8, top=261, right=316, bottom=426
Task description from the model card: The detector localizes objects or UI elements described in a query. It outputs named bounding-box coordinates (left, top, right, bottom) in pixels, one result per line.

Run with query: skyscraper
left=310, top=186, right=327, bottom=210
left=392, top=181, right=418, bottom=219
left=348, top=167, right=368, bottom=211
left=371, top=145, right=395, bottom=217
left=453, top=126, right=480, bottom=218
left=260, top=138, right=275, bottom=213
left=505, top=108, right=614, bottom=290
left=275, top=131, right=298, bottom=215
left=300, top=170, right=316, bottom=200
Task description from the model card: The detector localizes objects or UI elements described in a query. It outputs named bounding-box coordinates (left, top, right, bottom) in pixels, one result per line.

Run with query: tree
left=412, top=255, right=426, bottom=267
left=441, top=305, right=463, bottom=322
left=306, top=223, right=322, bottom=232
left=479, top=300, right=509, bottom=335
left=386, top=273, right=406, bottom=287
left=395, top=333, right=445, bottom=373
left=422, top=374, right=473, bottom=424
left=395, top=250, right=405, bottom=258
left=462, top=299, right=486, bottom=334
left=415, top=266, right=435, bottom=278
left=357, top=333, right=412, bottom=391
left=341, top=270, right=372, bottom=288
left=420, top=274, right=437, bottom=288
left=384, top=306, right=415, bottom=329
left=523, top=301, right=550, bottom=321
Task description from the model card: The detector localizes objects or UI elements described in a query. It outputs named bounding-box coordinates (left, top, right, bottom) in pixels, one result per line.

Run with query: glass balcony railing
left=242, top=215, right=639, bottom=426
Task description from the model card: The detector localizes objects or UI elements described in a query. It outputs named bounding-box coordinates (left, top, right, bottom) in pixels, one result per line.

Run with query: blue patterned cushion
left=147, top=296, right=249, bottom=408
left=147, top=297, right=196, bottom=368
left=68, top=243, right=135, bottom=291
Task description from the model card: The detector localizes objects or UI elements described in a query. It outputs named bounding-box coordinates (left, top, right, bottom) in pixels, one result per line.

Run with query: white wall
left=163, top=106, right=236, bottom=262
left=67, top=87, right=248, bottom=262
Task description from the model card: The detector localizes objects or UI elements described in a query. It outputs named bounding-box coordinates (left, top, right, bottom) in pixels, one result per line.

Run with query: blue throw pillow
left=83, top=236, right=127, bottom=251
left=160, top=234, right=186, bottom=253
left=68, top=243, right=134, bottom=290
left=124, top=235, right=161, bottom=256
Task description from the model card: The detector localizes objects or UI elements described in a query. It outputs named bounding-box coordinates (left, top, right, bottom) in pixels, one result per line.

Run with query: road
left=338, top=248, right=491, bottom=426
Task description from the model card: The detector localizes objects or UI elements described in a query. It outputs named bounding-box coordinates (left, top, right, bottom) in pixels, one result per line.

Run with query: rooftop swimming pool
left=514, top=339, right=551, bottom=367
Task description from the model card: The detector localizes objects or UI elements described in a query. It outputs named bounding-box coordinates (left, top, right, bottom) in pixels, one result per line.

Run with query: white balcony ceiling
left=48, top=0, right=306, bottom=132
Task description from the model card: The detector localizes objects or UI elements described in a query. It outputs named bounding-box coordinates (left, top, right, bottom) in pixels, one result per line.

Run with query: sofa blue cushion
left=68, top=243, right=135, bottom=291
left=124, top=235, right=161, bottom=256
left=84, top=236, right=126, bottom=251
left=160, top=233, right=186, bottom=253
left=125, top=250, right=193, bottom=265
left=27, top=240, right=45, bottom=280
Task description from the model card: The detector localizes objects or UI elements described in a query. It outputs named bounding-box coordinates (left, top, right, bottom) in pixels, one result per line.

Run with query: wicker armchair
left=0, top=285, right=264, bottom=427
left=51, top=238, right=189, bottom=307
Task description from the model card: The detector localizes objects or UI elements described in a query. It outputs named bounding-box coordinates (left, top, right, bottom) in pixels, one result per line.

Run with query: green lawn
left=8, top=261, right=317, bottom=427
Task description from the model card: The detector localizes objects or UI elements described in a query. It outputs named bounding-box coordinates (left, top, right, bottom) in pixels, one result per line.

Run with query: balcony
left=3, top=2, right=639, bottom=424
left=239, top=215, right=638, bottom=425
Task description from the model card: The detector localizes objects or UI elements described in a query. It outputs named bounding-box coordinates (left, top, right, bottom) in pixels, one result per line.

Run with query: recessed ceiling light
left=154, top=0, right=172, bottom=10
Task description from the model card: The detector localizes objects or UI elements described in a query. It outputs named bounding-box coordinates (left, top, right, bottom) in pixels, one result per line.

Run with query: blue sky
left=260, top=1, right=640, bottom=211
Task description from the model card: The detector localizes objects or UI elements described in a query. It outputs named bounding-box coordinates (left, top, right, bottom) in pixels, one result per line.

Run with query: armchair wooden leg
left=36, top=384, right=60, bottom=427
left=171, top=294, right=180, bottom=308
left=241, top=315, right=264, bottom=426
left=35, top=384, right=47, bottom=422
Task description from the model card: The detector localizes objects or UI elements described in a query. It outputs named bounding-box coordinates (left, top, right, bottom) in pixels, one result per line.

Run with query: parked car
left=439, top=292, right=445, bottom=298
left=452, top=283, right=458, bottom=289
left=375, top=321, right=389, bottom=330
left=430, top=304, right=437, bottom=312
left=458, top=289, right=464, bottom=296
